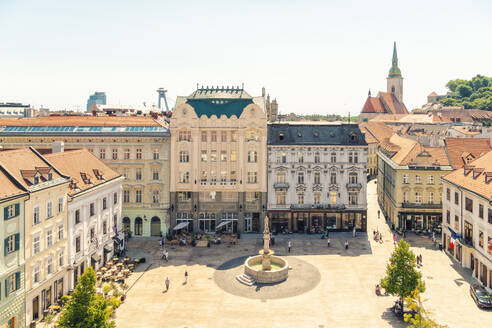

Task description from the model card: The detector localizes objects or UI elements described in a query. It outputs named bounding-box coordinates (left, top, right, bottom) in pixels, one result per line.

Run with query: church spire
left=388, top=41, right=402, bottom=78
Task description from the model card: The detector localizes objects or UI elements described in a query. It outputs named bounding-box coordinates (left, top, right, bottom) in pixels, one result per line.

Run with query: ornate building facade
left=170, top=86, right=268, bottom=233
left=0, top=116, right=170, bottom=237
left=267, top=123, right=368, bottom=233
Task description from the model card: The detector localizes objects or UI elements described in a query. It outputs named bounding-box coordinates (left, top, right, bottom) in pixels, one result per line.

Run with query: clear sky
left=1, top=0, right=491, bottom=114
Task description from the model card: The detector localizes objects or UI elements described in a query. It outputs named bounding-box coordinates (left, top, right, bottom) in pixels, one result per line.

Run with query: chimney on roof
left=368, top=89, right=371, bottom=97
left=52, top=141, right=64, bottom=153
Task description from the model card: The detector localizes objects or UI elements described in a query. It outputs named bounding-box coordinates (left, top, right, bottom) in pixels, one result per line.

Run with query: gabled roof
left=361, top=92, right=408, bottom=115
left=359, top=122, right=394, bottom=144
left=361, top=97, right=386, bottom=113
left=443, top=138, right=492, bottom=169
left=442, top=150, right=492, bottom=199
left=45, top=149, right=121, bottom=195
left=0, top=166, right=27, bottom=200
left=381, top=134, right=449, bottom=166
left=268, top=123, right=367, bottom=146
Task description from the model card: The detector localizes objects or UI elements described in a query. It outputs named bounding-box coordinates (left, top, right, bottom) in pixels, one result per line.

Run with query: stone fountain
left=243, top=216, right=289, bottom=283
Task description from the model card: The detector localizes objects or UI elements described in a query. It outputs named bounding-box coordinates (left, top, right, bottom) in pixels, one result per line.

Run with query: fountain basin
left=244, top=255, right=289, bottom=283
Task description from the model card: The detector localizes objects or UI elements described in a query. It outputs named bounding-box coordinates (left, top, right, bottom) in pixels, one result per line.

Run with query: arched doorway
left=134, top=217, right=143, bottom=236
left=151, top=216, right=161, bottom=236
left=123, top=217, right=130, bottom=232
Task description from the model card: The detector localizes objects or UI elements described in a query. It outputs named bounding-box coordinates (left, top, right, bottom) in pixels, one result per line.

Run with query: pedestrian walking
left=345, top=240, right=349, bottom=250
left=159, top=238, right=163, bottom=247
left=288, top=240, right=292, bottom=253
left=378, top=210, right=380, bottom=219
left=393, top=234, right=397, bottom=245
left=165, top=277, right=170, bottom=292
left=327, top=238, right=330, bottom=247
left=184, top=270, right=188, bottom=284
left=161, top=248, right=167, bottom=260
left=353, top=227, right=356, bottom=238
left=165, top=249, right=169, bottom=262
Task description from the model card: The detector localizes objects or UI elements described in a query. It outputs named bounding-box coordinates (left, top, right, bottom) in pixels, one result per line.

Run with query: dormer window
left=350, top=133, right=357, bottom=142
left=279, top=132, right=284, bottom=141
left=48, top=173, right=53, bottom=181
left=313, top=132, right=319, bottom=137
left=93, top=169, right=104, bottom=180
left=34, top=176, right=39, bottom=184
left=80, top=172, right=91, bottom=185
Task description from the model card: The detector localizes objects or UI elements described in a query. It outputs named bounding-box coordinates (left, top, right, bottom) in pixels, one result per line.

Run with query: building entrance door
left=252, top=213, right=260, bottom=232
left=151, top=217, right=161, bottom=236
left=199, top=219, right=216, bottom=233
left=245, top=217, right=252, bottom=232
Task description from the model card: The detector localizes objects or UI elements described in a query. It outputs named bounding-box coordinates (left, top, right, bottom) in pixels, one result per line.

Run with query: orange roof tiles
left=442, top=150, right=492, bottom=199
left=379, top=92, right=408, bottom=115
left=0, top=116, right=160, bottom=127
left=382, top=134, right=450, bottom=166
left=444, top=138, right=492, bottom=169
left=0, top=167, right=27, bottom=199
left=361, top=97, right=386, bottom=113
left=45, top=149, right=122, bottom=195
left=360, top=122, right=395, bottom=143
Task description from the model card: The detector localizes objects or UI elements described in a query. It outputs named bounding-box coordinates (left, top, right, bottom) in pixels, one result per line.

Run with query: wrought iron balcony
left=290, top=204, right=346, bottom=210
left=460, top=238, right=474, bottom=248
left=346, top=182, right=362, bottom=189
left=273, top=182, right=290, bottom=189
left=401, top=202, right=442, bottom=209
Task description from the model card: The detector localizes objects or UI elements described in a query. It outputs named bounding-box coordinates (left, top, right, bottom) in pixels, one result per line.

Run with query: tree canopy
left=404, top=289, right=448, bottom=328
left=439, top=74, right=492, bottom=110
left=380, top=240, right=424, bottom=304
left=58, top=267, right=115, bottom=328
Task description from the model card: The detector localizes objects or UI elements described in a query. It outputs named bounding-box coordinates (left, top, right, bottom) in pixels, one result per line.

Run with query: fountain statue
left=241, top=216, right=289, bottom=284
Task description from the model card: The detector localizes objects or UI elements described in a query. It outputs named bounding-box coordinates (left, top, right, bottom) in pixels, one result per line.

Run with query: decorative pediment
left=295, top=184, right=307, bottom=192
left=312, top=184, right=323, bottom=192
left=297, top=165, right=307, bottom=171
left=312, top=165, right=323, bottom=171
left=275, top=165, right=289, bottom=171
left=329, top=184, right=339, bottom=191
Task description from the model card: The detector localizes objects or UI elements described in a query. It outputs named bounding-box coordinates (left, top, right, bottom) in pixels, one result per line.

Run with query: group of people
left=373, top=230, right=383, bottom=243
left=416, top=254, right=423, bottom=266
left=164, top=271, right=188, bottom=292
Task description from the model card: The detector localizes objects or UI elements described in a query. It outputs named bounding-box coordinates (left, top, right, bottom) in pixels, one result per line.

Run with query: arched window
left=391, top=86, right=395, bottom=94
left=134, top=217, right=143, bottom=236
left=122, top=217, right=130, bottom=232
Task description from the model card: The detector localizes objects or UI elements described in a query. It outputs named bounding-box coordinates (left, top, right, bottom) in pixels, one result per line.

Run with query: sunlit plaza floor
left=114, top=181, right=491, bottom=328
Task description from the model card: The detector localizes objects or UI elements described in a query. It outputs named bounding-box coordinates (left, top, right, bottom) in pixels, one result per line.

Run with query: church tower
left=387, top=41, right=403, bottom=103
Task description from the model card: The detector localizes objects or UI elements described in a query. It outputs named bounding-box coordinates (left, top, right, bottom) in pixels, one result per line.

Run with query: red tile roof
left=361, top=92, right=408, bottom=115
left=444, top=138, right=492, bottom=169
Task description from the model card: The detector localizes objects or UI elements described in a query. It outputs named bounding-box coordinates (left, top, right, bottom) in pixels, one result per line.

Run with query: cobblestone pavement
left=114, top=180, right=491, bottom=328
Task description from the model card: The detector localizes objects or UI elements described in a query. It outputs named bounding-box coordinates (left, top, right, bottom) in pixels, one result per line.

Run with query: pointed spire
left=368, top=89, right=371, bottom=97
left=392, top=41, right=398, bottom=66
left=388, top=41, right=402, bottom=78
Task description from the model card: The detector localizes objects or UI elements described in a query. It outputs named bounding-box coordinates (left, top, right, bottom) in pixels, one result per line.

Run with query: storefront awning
left=215, top=220, right=231, bottom=229
left=173, top=222, right=190, bottom=230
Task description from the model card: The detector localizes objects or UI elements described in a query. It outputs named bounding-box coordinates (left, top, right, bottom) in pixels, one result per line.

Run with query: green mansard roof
left=185, top=86, right=254, bottom=118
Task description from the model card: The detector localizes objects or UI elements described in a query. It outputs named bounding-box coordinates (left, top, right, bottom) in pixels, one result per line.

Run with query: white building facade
left=267, top=123, right=368, bottom=233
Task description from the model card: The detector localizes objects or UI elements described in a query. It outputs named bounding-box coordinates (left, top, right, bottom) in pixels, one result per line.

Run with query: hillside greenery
left=439, top=74, right=492, bottom=110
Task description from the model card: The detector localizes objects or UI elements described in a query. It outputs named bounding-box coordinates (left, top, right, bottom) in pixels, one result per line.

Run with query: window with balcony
left=298, top=172, right=305, bottom=184
left=135, top=190, right=142, bottom=203
left=465, top=197, right=473, bottom=213
left=210, top=150, right=217, bottom=162
left=179, top=151, right=189, bottom=163
left=112, top=149, right=118, bottom=160
left=123, top=190, right=130, bottom=203
left=314, top=192, right=320, bottom=204
left=314, top=152, right=320, bottom=163
left=428, top=175, right=434, bottom=184
left=248, top=151, right=257, bottom=163
left=201, top=131, right=207, bottom=142
left=99, top=148, right=106, bottom=160
left=124, top=148, right=130, bottom=160
left=33, top=207, right=40, bottom=225
left=314, top=171, right=321, bottom=184
left=179, top=172, right=190, bottom=183
left=297, top=192, right=304, bottom=204
left=349, top=172, right=358, bottom=184
left=415, top=192, right=422, bottom=204
left=330, top=172, right=336, bottom=184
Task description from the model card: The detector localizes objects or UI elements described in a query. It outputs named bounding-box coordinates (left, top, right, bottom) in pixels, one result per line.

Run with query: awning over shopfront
left=173, top=222, right=190, bottom=230
left=215, top=220, right=231, bottom=230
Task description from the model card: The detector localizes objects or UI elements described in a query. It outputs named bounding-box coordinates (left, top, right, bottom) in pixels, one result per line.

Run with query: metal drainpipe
left=460, top=186, right=464, bottom=267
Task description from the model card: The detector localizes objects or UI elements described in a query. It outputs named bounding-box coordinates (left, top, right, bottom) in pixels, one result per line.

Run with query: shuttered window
left=3, top=203, right=19, bottom=220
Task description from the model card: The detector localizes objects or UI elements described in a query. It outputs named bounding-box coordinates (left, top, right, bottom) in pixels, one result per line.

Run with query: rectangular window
left=58, top=225, right=64, bottom=241
left=446, top=188, right=450, bottom=201
left=75, top=237, right=81, bottom=253
left=479, top=204, right=484, bottom=219
left=221, top=131, right=227, bottom=142
left=33, top=236, right=40, bottom=255
left=298, top=152, right=304, bottom=163
left=298, top=172, right=305, bottom=184
left=201, top=131, right=207, bottom=142
left=123, top=190, right=130, bottom=203
left=314, top=192, right=320, bottom=204
left=99, top=148, right=106, bottom=160
left=136, top=190, right=142, bottom=203
left=102, top=197, right=107, bottom=210
left=314, top=152, right=320, bottom=163
left=247, top=172, right=257, bottom=184
left=276, top=171, right=286, bottom=183
left=330, top=191, right=337, bottom=204
left=231, top=131, right=237, bottom=142
left=46, top=230, right=53, bottom=247
left=403, top=175, right=409, bottom=184
left=136, top=148, right=142, bottom=160
left=47, top=257, right=53, bottom=275
left=75, top=209, right=80, bottom=224
left=153, top=149, right=159, bottom=160
left=5, top=234, right=16, bottom=254
left=403, top=191, right=408, bottom=203
left=428, top=192, right=434, bottom=204
left=348, top=152, right=353, bottom=163
left=330, top=152, right=336, bottom=163
left=314, top=172, right=321, bottom=184
left=153, top=169, right=159, bottom=180
left=446, top=210, right=450, bottom=224
left=330, top=172, right=336, bottom=184
left=124, top=148, right=130, bottom=160
left=231, top=150, right=237, bottom=162
left=4, top=204, right=19, bottom=219
left=415, top=175, right=421, bottom=184
left=179, top=172, right=190, bottom=183
left=454, top=192, right=459, bottom=205
left=276, top=190, right=286, bottom=205
left=349, top=192, right=358, bottom=205
left=33, top=265, right=40, bottom=283
left=179, top=151, right=189, bottom=162
left=354, top=152, right=358, bottom=163
left=152, top=191, right=159, bottom=204
left=46, top=202, right=52, bottom=219
left=297, top=193, right=304, bottom=204
left=415, top=192, right=422, bottom=204
left=59, top=249, right=64, bottom=267
left=90, top=203, right=95, bottom=216
left=201, top=150, right=207, bottom=162
left=488, top=237, right=492, bottom=256
left=465, top=197, right=473, bottom=213
left=103, top=221, right=107, bottom=235
left=221, top=151, right=227, bottom=162
left=33, top=207, right=40, bottom=225
left=112, top=149, right=118, bottom=160
left=211, top=131, right=217, bottom=142
left=479, top=231, right=484, bottom=248
left=113, top=192, right=118, bottom=204
left=136, top=168, right=142, bottom=180
left=177, top=192, right=191, bottom=202
left=178, top=131, right=192, bottom=142
left=428, top=175, right=434, bottom=184
left=248, top=151, right=257, bottom=163
left=488, top=208, right=492, bottom=224
left=210, top=150, right=217, bottom=162
left=58, top=197, right=63, bottom=214
left=281, top=152, right=286, bottom=163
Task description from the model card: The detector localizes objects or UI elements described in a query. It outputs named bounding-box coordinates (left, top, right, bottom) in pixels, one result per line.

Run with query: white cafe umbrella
left=215, top=220, right=232, bottom=230
left=173, top=222, right=189, bottom=231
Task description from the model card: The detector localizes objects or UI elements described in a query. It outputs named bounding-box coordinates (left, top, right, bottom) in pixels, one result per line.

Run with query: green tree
left=380, top=240, right=423, bottom=313
left=456, top=84, right=473, bottom=98
left=58, top=267, right=115, bottom=328
left=404, top=289, right=448, bottom=328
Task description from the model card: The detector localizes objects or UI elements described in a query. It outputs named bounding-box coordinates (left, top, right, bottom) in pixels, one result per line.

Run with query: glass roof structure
left=0, top=125, right=169, bottom=136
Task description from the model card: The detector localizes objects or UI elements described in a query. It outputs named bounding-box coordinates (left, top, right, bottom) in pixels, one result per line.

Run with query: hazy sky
left=1, top=0, right=491, bottom=115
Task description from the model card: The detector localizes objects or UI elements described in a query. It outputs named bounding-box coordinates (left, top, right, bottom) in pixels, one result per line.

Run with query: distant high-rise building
left=86, top=92, right=107, bottom=111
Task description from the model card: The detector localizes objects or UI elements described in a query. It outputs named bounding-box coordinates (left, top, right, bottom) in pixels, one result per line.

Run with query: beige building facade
left=0, top=116, right=171, bottom=237
left=170, top=87, right=267, bottom=233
